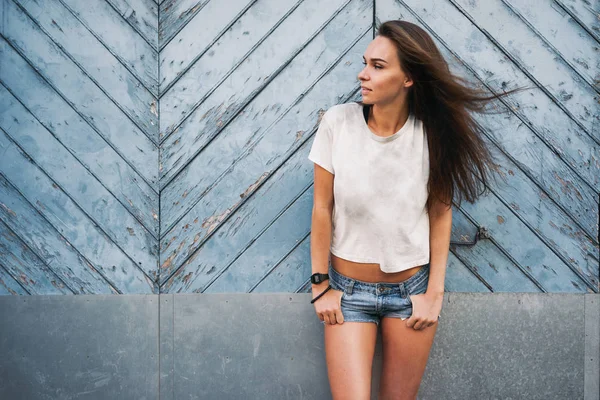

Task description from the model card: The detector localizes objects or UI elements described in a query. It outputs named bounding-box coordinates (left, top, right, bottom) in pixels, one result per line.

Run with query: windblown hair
left=358, top=20, right=530, bottom=211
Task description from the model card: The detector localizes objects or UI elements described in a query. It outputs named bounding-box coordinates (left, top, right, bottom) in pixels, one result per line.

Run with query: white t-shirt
left=308, top=102, right=430, bottom=273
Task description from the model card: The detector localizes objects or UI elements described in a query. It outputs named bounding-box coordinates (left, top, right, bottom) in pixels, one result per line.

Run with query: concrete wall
left=1, top=293, right=598, bottom=399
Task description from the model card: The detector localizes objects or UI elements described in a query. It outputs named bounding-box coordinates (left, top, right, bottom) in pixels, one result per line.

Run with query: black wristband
left=310, top=284, right=332, bottom=304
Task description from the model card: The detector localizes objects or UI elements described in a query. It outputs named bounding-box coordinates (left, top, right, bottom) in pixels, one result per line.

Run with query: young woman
left=308, top=20, right=527, bottom=399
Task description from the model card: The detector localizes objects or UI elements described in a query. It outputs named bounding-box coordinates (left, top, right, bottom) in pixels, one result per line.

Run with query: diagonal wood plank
left=159, top=3, right=371, bottom=285
left=0, top=174, right=117, bottom=294
left=158, top=0, right=253, bottom=96
left=12, top=0, right=159, bottom=142
left=0, top=45, right=160, bottom=240
left=556, top=0, right=600, bottom=43
left=159, top=0, right=210, bottom=49
left=0, top=83, right=159, bottom=281
left=0, top=263, right=31, bottom=295
left=502, top=0, right=599, bottom=91
left=0, top=219, right=73, bottom=295
left=450, top=0, right=599, bottom=140
left=1, top=3, right=159, bottom=186
left=158, top=0, right=353, bottom=189
left=0, top=129, right=156, bottom=294
left=106, top=0, right=159, bottom=51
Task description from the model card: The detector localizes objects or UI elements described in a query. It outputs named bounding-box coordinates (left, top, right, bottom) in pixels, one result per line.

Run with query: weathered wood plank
left=502, top=0, right=599, bottom=91
left=203, top=186, right=313, bottom=293
left=159, top=0, right=251, bottom=95
left=0, top=263, right=30, bottom=295
left=480, top=108, right=598, bottom=242
left=556, top=0, right=600, bottom=43
left=158, top=0, right=353, bottom=188
left=383, top=0, right=599, bottom=191
left=0, top=130, right=156, bottom=293
left=159, top=3, right=371, bottom=284
left=250, top=234, right=313, bottom=293
left=437, top=253, right=494, bottom=292
left=450, top=207, right=544, bottom=292
left=0, top=219, right=72, bottom=295
left=460, top=186, right=591, bottom=292
left=159, top=0, right=363, bottom=235
left=0, top=175, right=116, bottom=294
left=105, top=0, right=159, bottom=51
left=0, top=39, right=160, bottom=238
left=378, top=1, right=597, bottom=292
left=0, top=83, right=159, bottom=281
left=159, top=0, right=209, bottom=49
left=58, top=0, right=159, bottom=94
left=12, top=0, right=159, bottom=142
left=449, top=0, right=599, bottom=139
left=160, top=109, right=346, bottom=292
left=1, top=1, right=159, bottom=183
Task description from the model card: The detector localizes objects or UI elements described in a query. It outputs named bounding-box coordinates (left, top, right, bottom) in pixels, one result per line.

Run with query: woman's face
left=357, top=36, right=413, bottom=105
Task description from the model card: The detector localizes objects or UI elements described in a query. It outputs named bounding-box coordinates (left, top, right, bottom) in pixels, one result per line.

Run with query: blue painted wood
left=0, top=83, right=159, bottom=283
left=450, top=0, right=599, bottom=140
left=502, top=0, right=599, bottom=91
left=105, top=0, right=159, bottom=51
left=0, top=40, right=160, bottom=240
left=557, top=0, right=600, bottom=43
left=0, top=0, right=596, bottom=295
left=3, top=1, right=158, bottom=183
left=0, top=174, right=116, bottom=294
left=450, top=207, right=543, bottom=293
left=10, top=0, right=159, bottom=143
left=159, top=1, right=372, bottom=290
left=0, top=219, right=73, bottom=295
left=159, top=0, right=210, bottom=49
left=158, top=0, right=354, bottom=191
left=158, top=0, right=252, bottom=95
left=378, top=0, right=598, bottom=293
left=0, top=265, right=30, bottom=295
left=0, top=129, right=156, bottom=293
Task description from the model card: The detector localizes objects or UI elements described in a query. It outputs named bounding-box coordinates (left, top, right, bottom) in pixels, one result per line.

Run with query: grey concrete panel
left=160, top=293, right=174, bottom=400
left=0, top=295, right=158, bottom=400
left=173, top=293, right=331, bottom=399
left=171, top=293, right=592, bottom=400
left=0, top=293, right=598, bottom=399
left=419, top=293, right=585, bottom=400
left=585, top=294, right=599, bottom=400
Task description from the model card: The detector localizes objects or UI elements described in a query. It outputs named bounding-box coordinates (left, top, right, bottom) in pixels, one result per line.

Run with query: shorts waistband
left=328, top=262, right=429, bottom=295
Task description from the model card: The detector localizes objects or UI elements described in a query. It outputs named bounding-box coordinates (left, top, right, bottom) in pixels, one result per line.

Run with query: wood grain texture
left=0, top=0, right=597, bottom=295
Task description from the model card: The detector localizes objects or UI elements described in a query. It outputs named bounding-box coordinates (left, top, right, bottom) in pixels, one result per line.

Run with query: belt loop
left=398, top=282, right=407, bottom=298
left=346, top=280, right=354, bottom=295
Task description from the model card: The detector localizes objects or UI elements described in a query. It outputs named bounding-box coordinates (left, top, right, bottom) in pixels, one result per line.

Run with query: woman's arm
left=426, top=199, right=452, bottom=296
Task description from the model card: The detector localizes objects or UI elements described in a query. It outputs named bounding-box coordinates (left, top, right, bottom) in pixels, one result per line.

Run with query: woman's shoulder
left=322, top=102, right=360, bottom=125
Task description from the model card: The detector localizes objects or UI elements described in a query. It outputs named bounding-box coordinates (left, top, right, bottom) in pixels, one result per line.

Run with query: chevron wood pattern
left=0, top=0, right=597, bottom=295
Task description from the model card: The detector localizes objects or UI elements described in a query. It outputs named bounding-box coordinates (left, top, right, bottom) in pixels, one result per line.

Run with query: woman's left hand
left=406, top=291, right=443, bottom=330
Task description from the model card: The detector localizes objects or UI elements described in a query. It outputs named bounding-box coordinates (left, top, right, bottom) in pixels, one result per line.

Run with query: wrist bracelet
left=310, top=284, right=332, bottom=304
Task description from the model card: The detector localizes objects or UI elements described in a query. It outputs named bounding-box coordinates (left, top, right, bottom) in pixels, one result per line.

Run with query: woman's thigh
left=324, top=321, right=378, bottom=400
left=378, top=266, right=439, bottom=399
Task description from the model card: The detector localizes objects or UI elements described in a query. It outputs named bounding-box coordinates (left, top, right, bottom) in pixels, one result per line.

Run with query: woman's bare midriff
left=331, top=253, right=425, bottom=283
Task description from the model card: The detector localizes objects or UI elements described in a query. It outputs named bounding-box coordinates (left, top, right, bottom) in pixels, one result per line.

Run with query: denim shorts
left=326, top=262, right=435, bottom=326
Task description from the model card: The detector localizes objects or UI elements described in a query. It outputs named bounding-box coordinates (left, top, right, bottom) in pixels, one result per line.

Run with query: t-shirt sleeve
left=308, top=110, right=335, bottom=175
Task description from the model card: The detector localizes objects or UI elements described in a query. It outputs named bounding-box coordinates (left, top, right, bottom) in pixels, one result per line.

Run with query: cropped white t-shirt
left=308, top=102, right=430, bottom=273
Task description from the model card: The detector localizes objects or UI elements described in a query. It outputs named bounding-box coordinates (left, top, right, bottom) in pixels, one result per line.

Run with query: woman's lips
left=361, top=88, right=371, bottom=94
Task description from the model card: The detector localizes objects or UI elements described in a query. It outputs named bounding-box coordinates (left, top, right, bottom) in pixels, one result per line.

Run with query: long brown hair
left=358, top=20, right=531, bottom=211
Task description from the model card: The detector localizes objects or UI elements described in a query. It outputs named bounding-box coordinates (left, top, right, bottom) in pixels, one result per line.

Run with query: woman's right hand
left=312, top=284, right=345, bottom=324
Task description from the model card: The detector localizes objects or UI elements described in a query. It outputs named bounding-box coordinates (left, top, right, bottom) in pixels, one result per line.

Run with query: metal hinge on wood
left=450, top=226, right=489, bottom=246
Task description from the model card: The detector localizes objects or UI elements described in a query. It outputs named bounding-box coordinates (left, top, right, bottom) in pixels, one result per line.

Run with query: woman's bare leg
left=378, top=317, right=439, bottom=400
left=324, top=321, right=379, bottom=399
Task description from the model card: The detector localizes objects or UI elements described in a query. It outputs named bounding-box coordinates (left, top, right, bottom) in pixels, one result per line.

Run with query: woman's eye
left=361, top=62, right=381, bottom=69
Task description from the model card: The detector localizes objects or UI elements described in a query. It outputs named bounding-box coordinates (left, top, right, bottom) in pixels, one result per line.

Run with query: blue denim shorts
left=327, top=262, right=434, bottom=326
